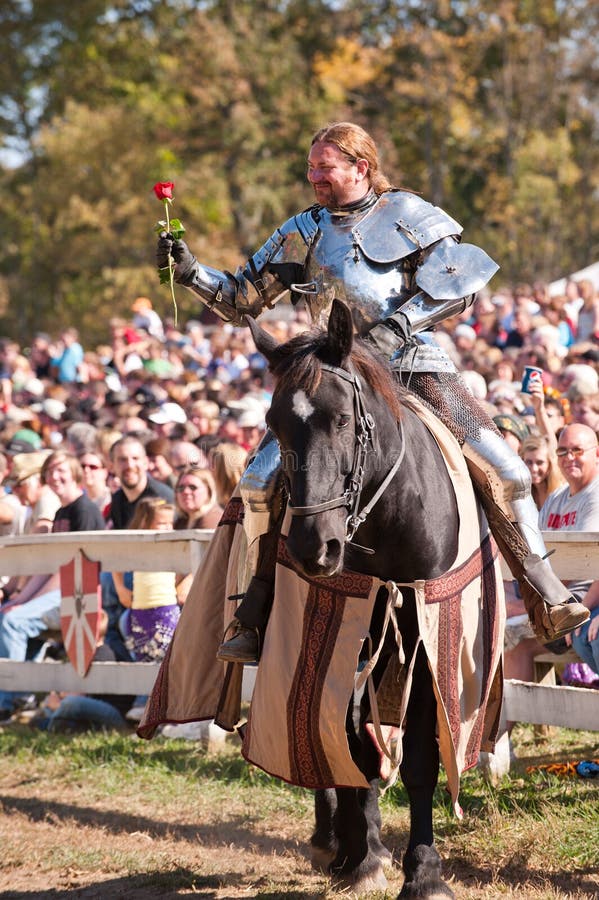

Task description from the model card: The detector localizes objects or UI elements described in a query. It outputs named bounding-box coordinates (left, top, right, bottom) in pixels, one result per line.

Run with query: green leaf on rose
left=158, top=266, right=173, bottom=285
left=169, top=218, right=186, bottom=239
left=154, top=220, right=167, bottom=234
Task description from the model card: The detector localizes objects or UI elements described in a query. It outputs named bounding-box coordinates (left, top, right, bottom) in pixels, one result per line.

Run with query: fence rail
left=0, top=530, right=597, bottom=729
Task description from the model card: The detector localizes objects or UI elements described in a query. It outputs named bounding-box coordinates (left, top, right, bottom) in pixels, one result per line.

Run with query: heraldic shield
left=59, top=550, right=102, bottom=677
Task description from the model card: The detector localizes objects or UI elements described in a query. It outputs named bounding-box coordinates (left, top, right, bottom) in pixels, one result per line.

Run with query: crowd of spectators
left=0, top=279, right=597, bottom=727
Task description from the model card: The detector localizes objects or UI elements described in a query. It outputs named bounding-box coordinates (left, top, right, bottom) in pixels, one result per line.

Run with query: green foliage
left=0, top=0, right=598, bottom=342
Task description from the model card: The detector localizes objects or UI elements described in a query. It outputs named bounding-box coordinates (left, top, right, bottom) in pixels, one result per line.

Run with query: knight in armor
left=156, top=121, right=588, bottom=662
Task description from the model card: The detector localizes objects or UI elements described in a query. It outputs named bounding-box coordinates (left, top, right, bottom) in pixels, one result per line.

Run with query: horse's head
left=247, top=300, right=401, bottom=579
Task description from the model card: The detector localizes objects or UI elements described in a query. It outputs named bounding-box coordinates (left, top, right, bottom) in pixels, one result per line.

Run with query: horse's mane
left=269, top=328, right=406, bottom=423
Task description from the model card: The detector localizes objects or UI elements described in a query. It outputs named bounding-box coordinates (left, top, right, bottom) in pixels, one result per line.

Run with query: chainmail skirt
left=402, top=371, right=501, bottom=445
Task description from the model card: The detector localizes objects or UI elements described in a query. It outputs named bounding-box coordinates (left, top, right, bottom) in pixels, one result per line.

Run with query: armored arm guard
left=364, top=193, right=498, bottom=356
left=177, top=209, right=319, bottom=325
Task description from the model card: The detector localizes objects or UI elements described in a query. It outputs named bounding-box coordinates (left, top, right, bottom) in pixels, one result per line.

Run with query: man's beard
left=121, top=471, right=142, bottom=490
left=312, top=183, right=339, bottom=209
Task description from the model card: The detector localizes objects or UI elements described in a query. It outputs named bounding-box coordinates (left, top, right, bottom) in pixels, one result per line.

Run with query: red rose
left=153, top=181, right=174, bottom=201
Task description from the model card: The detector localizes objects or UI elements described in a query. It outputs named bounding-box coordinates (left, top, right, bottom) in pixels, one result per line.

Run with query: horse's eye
left=337, top=414, right=351, bottom=429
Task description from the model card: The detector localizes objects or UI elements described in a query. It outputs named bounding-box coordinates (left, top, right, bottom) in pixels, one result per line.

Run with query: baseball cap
left=454, top=324, right=477, bottom=343
left=237, top=410, right=265, bottom=429
left=143, top=358, right=173, bottom=377
left=227, top=396, right=268, bottom=415
left=148, top=402, right=187, bottom=425
left=3, top=407, right=35, bottom=424
left=493, top=414, right=530, bottom=445
left=31, top=398, right=67, bottom=421
left=7, top=428, right=43, bottom=453
left=23, top=378, right=45, bottom=397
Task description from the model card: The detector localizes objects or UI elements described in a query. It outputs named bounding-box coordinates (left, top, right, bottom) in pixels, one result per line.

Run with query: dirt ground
left=0, top=726, right=597, bottom=899
left=1, top=761, right=325, bottom=899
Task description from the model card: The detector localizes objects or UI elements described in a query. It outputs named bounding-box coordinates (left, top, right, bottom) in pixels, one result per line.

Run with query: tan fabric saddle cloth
left=139, top=399, right=505, bottom=810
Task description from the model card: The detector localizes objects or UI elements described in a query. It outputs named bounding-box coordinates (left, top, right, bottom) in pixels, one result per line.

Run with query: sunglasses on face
left=176, top=483, right=200, bottom=493
left=556, top=446, right=596, bottom=458
left=81, top=462, right=102, bottom=470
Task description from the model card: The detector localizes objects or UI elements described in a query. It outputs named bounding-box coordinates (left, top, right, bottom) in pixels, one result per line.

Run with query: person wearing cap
left=493, top=414, right=530, bottom=454
left=35, top=397, right=67, bottom=448
left=581, top=348, right=599, bottom=365
left=147, top=401, right=188, bottom=438
left=5, top=428, right=43, bottom=455
left=0, top=451, right=59, bottom=605
left=8, top=451, right=59, bottom=534
left=0, top=451, right=106, bottom=720
left=237, top=409, right=266, bottom=452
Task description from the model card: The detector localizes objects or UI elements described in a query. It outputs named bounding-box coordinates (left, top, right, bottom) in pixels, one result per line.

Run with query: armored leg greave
left=402, top=369, right=589, bottom=641
left=217, top=433, right=285, bottom=664
left=464, top=427, right=548, bottom=560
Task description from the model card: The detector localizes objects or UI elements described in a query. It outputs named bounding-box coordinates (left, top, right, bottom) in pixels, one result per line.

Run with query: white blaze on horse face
left=292, top=390, right=315, bottom=422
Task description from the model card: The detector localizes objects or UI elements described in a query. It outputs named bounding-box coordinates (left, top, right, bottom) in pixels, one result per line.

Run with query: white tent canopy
left=549, top=261, right=599, bottom=296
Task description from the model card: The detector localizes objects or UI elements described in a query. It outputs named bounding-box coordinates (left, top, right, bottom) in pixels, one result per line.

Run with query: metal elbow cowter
left=383, top=239, right=500, bottom=343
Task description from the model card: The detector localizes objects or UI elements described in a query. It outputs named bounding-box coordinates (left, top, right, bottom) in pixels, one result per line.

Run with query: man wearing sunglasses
left=539, top=424, right=599, bottom=672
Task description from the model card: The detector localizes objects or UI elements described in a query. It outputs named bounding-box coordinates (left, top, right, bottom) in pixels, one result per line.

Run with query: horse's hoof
left=333, top=863, right=388, bottom=895
left=310, top=844, right=336, bottom=873
left=398, top=844, right=454, bottom=899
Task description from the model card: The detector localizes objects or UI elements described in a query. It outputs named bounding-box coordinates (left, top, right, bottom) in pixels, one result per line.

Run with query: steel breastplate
left=297, top=191, right=461, bottom=337
left=301, top=213, right=412, bottom=336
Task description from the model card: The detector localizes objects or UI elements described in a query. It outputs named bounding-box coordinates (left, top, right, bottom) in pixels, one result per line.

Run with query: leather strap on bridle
left=287, top=361, right=405, bottom=551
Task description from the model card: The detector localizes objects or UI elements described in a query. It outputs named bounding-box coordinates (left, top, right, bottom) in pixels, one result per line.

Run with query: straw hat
left=9, top=450, right=51, bottom=485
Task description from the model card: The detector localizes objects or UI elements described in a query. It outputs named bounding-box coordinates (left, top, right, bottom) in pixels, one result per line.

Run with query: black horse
left=245, top=299, right=497, bottom=899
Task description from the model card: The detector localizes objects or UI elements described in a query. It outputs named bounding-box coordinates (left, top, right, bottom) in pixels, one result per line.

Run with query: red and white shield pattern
left=60, top=551, right=102, bottom=677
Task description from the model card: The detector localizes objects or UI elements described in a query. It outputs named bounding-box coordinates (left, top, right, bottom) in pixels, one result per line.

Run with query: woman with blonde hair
left=519, top=434, right=565, bottom=510
left=174, top=466, right=223, bottom=529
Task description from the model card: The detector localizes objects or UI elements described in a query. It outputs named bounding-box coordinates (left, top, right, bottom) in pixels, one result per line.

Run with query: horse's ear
left=326, top=299, right=354, bottom=366
left=245, top=315, right=284, bottom=367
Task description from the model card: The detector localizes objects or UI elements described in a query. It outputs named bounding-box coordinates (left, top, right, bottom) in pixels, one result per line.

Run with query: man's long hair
left=311, top=121, right=394, bottom=195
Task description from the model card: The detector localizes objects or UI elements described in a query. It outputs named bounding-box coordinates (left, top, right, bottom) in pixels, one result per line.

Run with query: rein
left=287, top=361, right=406, bottom=553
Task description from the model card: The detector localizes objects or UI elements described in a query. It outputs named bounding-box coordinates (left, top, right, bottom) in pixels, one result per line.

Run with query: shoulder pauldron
left=352, top=191, right=463, bottom=264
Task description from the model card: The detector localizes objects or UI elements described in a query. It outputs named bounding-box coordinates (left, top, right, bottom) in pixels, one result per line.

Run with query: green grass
left=0, top=722, right=597, bottom=898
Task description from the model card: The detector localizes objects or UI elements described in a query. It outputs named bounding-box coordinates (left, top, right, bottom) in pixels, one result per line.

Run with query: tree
left=0, top=0, right=598, bottom=343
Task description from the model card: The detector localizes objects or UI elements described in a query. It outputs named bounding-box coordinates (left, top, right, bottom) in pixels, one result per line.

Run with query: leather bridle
left=287, top=362, right=405, bottom=553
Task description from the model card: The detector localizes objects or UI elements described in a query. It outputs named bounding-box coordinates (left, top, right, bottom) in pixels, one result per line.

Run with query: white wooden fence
left=0, top=530, right=597, bottom=730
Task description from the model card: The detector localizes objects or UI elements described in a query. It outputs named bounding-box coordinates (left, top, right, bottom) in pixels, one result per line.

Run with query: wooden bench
left=533, top=649, right=582, bottom=687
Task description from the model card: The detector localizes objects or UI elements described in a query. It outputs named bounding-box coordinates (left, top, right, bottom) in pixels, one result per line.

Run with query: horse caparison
left=246, top=300, right=470, bottom=898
